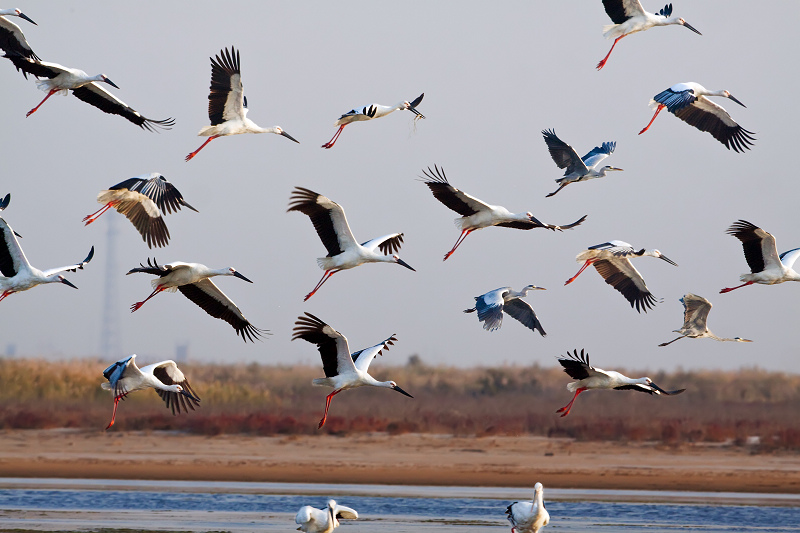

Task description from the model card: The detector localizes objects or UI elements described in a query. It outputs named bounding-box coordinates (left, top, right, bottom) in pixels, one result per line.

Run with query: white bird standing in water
left=506, top=482, right=550, bottom=533
left=295, top=500, right=358, bottom=533
left=321, top=93, right=424, bottom=148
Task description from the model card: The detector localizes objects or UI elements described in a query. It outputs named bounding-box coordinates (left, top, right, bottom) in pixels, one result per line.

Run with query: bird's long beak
left=61, top=278, right=78, bottom=289
left=727, top=94, right=746, bottom=108
left=396, top=258, right=416, bottom=272
left=650, top=382, right=686, bottom=395
left=281, top=130, right=300, bottom=143
left=181, top=200, right=200, bottom=213
left=104, top=77, right=120, bottom=89
left=180, top=389, right=201, bottom=402
left=18, top=12, right=36, bottom=25
left=609, top=167, right=624, bottom=172
left=233, top=271, right=254, bottom=283
left=659, top=255, right=678, bottom=266
left=532, top=286, right=546, bottom=290
left=407, top=106, right=425, bottom=119
left=393, top=385, right=414, bottom=398
left=682, top=21, right=701, bottom=35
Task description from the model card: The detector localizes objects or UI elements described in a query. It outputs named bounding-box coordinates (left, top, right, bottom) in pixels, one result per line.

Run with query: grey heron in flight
left=542, top=129, right=622, bottom=197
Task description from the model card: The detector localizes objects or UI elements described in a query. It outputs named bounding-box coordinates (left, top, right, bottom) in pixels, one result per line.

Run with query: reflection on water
left=0, top=479, right=797, bottom=532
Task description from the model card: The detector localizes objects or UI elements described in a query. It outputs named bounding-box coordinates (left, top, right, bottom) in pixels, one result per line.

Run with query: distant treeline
left=1, top=357, right=799, bottom=449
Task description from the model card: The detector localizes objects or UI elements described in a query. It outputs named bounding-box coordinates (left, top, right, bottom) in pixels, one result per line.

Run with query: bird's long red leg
left=443, top=230, right=473, bottom=261
left=321, top=125, right=346, bottom=149
left=556, top=387, right=586, bottom=418
left=26, top=89, right=57, bottom=117
left=185, top=135, right=220, bottom=161
left=318, top=389, right=342, bottom=429
left=130, top=285, right=166, bottom=312
left=105, top=395, right=123, bottom=430
left=564, top=259, right=595, bottom=285
left=304, top=270, right=336, bottom=301
left=720, top=281, right=753, bottom=294
left=0, top=290, right=13, bottom=303
left=638, top=104, right=665, bottom=135
left=82, top=202, right=116, bottom=225
left=596, top=35, right=626, bottom=70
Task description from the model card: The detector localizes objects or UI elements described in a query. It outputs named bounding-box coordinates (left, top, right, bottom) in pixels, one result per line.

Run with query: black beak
left=408, top=106, right=425, bottom=119
left=396, top=258, right=416, bottom=272
left=682, top=21, right=702, bottom=35
left=650, top=382, right=686, bottom=396
left=728, top=94, right=746, bottom=108
left=61, top=278, right=78, bottom=289
left=19, top=12, right=36, bottom=25
left=180, top=199, right=200, bottom=213
left=393, top=385, right=414, bottom=398
left=104, top=77, right=120, bottom=89
left=281, top=130, right=300, bottom=143
left=233, top=271, right=254, bottom=283
left=659, top=254, right=678, bottom=266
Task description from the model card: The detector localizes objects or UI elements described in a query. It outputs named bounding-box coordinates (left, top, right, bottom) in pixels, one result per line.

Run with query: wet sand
left=0, top=429, right=797, bottom=493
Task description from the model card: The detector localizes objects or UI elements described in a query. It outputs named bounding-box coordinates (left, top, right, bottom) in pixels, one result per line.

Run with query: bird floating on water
left=127, top=258, right=268, bottom=342
left=292, top=312, right=413, bottom=429
left=295, top=500, right=358, bottom=533
left=659, top=293, right=752, bottom=347
left=506, top=482, right=549, bottom=533
left=597, top=1, right=701, bottom=70
left=564, top=240, right=677, bottom=313
left=0, top=8, right=39, bottom=62
left=542, top=129, right=622, bottom=197
left=557, top=349, right=685, bottom=417
left=464, top=285, right=546, bottom=335
left=639, top=82, right=755, bottom=152
left=101, top=354, right=200, bottom=430
left=420, top=165, right=586, bottom=261
left=321, top=93, right=424, bottom=149
left=720, top=220, right=800, bottom=293
left=185, top=46, right=298, bottom=161
left=83, top=173, right=198, bottom=248
left=288, top=186, right=415, bottom=301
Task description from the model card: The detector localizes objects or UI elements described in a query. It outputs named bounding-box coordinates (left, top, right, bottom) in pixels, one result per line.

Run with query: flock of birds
left=0, top=1, right=797, bottom=531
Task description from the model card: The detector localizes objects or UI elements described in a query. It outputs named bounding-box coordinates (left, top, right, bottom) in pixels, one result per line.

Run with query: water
left=0, top=478, right=797, bottom=532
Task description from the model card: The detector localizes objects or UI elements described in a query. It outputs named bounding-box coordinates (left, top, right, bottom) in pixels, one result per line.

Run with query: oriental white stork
left=185, top=46, right=298, bottom=161
left=464, top=285, right=547, bottom=336
left=564, top=240, right=677, bottom=313
left=597, top=1, right=701, bottom=70
left=720, top=220, right=800, bottom=293
left=83, top=173, right=198, bottom=248
left=0, top=216, right=93, bottom=302
left=292, top=313, right=413, bottom=429
left=420, top=165, right=587, bottom=261
left=659, top=293, right=753, bottom=346
left=542, top=129, right=622, bottom=197
left=295, top=500, right=358, bottom=533
left=639, top=82, right=755, bottom=152
left=0, top=8, right=38, bottom=63
left=557, top=349, right=685, bottom=417
left=126, top=258, right=268, bottom=342
left=101, top=354, right=200, bottom=430
left=3, top=53, right=174, bottom=130
left=288, top=187, right=415, bottom=301
left=505, top=482, right=549, bottom=533
left=321, top=93, right=424, bottom=149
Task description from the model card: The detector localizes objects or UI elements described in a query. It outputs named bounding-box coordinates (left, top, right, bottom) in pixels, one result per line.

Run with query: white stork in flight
left=321, top=93, right=424, bottom=149
left=721, top=220, right=800, bottom=293
left=0, top=8, right=39, bottom=63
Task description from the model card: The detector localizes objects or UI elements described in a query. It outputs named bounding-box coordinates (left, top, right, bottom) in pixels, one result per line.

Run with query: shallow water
left=0, top=478, right=797, bottom=532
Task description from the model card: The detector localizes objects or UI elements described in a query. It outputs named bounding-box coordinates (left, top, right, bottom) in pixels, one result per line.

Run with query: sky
left=1, top=1, right=798, bottom=373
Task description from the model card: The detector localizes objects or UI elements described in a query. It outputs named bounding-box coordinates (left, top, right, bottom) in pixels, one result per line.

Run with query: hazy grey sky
left=2, top=1, right=798, bottom=373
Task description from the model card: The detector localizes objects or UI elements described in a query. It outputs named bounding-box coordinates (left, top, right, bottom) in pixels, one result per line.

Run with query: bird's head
left=228, top=268, right=254, bottom=283
left=390, top=382, right=414, bottom=398
left=648, top=249, right=678, bottom=266
left=101, top=75, right=120, bottom=89
left=678, top=18, right=702, bottom=35
left=392, top=255, right=416, bottom=272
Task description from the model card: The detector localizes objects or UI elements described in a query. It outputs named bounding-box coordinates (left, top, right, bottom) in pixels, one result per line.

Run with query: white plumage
left=321, top=93, right=424, bottom=148
left=506, top=482, right=549, bottom=533
left=295, top=500, right=358, bottom=533
left=720, top=220, right=800, bottom=293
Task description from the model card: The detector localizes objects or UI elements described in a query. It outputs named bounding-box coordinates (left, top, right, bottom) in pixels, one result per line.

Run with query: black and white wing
left=178, top=278, right=267, bottom=342
left=593, top=256, right=658, bottom=312
left=779, top=248, right=800, bottom=270
left=557, top=349, right=595, bottom=380
left=361, top=233, right=404, bottom=255
left=102, top=354, right=140, bottom=397
left=208, top=46, right=244, bottom=125
left=602, top=0, right=646, bottom=23
left=497, top=214, right=587, bottom=231
left=292, top=313, right=356, bottom=378
left=675, top=96, right=755, bottom=152
left=351, top=334, right=397, bottom=373
left=588, top=240, right=635, bottom=256
left=0, top=11, right=39, bottom=62
left=150, top=360, right=200, bottom=415
left=71, top=83, right=175, bottom=131
left=0, top=217, right=30, bottom=277
left=118, top=174, right=198, bottom=216
left=288, top=187, right=358, bottom=257
left=726, top=220, right=780, bottom=274
left=41, top=246, right=94, bottom=277
left=419, top=165, right=492, bottom=216
left=504, top=298, right=546, bottom=336
left=541, top=129, right=588, bottom=176
left=581, top=141, right=616, bottom=169
left=3, top=53, right=59, bottom=79
left=471, top=287, right=508, bottom=331
left=338, top=103, right=378, bottom=122
left=615, top=382, right=686, bottom=395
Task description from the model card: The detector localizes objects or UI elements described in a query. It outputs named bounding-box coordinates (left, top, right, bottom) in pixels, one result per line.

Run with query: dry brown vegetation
left=1, top=356, right=799, bottom=449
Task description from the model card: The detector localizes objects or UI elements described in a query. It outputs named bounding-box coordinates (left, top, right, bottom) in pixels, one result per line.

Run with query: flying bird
left=0, top=8, right=39, bottom=62
left=288, top=187, right=415, bottom=301
left=541, top=129, right=622, bottom=197
left=126, top=258, right=268, bottom=342
left=292, top=312, right=413, bottom=429
left=557, top=349, right=685, bottom=417
left=101, top=354, right=200, bottom=430
left=0, top=217, right=93, bottom=302
left=505, top=482, right=550, bottom=533
left=720, top=220, right=800, bottom=293
left=659, top=293, right=752, bottom=347
left=597, top=1, right=701, bottom=70
left=83, top=173, right=197, bottom=248
left=638, top=82, right=755, bottom=152
left=295, top=500, right=358, bottom=533
left=564, top=240, right=677, bottom=313
left=185, top=46, right=298, bottom=161
left=4, top=54, right=175, bottom=130
left=321, top=92, right=424, bottom=149
left=420, top=165, right=587, bottom=261
left=464, top=285, right=546, bottom=335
